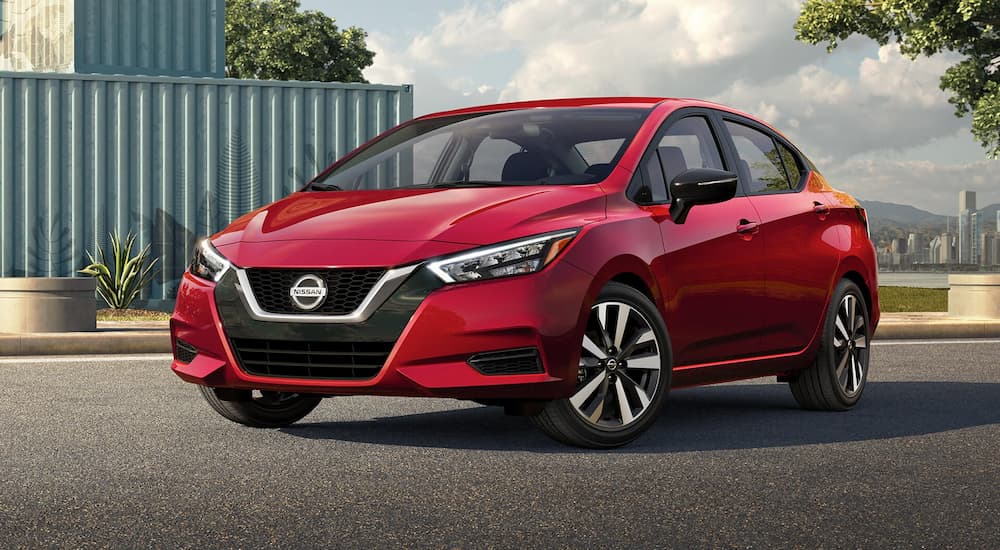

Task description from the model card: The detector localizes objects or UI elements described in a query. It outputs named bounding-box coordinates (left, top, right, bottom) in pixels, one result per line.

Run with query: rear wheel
left=532, top=282, right=672, bottom=448
left=789, top=279, right=871, bottom=410
left=198, top=386, right=322, bottom=428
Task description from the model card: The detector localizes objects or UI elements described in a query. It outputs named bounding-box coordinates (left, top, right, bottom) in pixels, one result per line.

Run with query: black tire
left=198, top=386, right=322, bottom=428
left=532, top=282, right=672, bottom=448
left=789, top=279, right=871, bottom=411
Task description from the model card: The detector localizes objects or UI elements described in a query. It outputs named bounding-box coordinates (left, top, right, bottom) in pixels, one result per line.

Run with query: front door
left=641, top=114, right=768, bottom=366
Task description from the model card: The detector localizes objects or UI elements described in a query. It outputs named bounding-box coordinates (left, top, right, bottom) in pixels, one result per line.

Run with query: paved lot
left=1, top=341, right=998, bottom=548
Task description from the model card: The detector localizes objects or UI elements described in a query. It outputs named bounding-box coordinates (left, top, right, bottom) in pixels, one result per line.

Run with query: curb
left=875, top=320, right=1000, bottom=340
left=0, top=331, right=171, bottom=356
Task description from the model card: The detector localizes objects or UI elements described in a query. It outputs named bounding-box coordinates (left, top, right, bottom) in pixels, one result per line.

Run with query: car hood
left=212, top=185, right=606, bottom=268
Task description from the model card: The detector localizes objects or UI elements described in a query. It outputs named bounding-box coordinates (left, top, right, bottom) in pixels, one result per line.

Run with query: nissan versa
left=170, top=97, right=879, bottom=448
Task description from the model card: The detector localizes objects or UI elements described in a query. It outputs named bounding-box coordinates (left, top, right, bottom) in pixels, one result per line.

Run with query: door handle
left=736, top=219, right=759, bottom=235
left=813, top=201, right=831, bottom=215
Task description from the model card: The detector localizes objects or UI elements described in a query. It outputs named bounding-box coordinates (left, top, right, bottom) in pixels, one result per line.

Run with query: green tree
left=795, top=0, right=1000, bottom=157
left=225, top=0, right=375, bottom=83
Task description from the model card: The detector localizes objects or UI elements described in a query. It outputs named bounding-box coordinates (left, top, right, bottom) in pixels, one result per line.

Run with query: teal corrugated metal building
left=75, top=0, right=226, bottom=77
left=0, top=71, right=414, bottom=306
left=0, top=0, right=224, bottom=77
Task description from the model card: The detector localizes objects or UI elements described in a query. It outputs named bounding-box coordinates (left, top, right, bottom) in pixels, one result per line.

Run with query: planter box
left=948, top=274, right=1000, bottom=320
left=0, top=278, right=96, bottom=332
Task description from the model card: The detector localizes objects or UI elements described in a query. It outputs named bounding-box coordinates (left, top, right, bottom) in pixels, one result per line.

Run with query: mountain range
left=860, top=200, right=999, bottom=229
left=858, top=199, right=1000, bottom=245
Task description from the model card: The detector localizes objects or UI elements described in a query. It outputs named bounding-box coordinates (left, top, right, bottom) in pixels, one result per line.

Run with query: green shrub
left=79, top=231, right=160, bottom=310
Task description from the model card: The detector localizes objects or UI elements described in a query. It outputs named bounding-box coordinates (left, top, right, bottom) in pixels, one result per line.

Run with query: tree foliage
left=795, top=0, right=1000, bottom=157
left=225, top=0, right=375, bottom=83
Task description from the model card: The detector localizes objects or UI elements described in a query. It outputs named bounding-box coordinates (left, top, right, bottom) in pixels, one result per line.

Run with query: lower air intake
left=230, top=338, right=393, bottom=380
left=174, top=339, right=198, bottom=364
left=467, top=348, right=544, bottom=376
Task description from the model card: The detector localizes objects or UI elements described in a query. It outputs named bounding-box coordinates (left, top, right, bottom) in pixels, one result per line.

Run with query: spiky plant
left=79, top=231, right=160, bottom=310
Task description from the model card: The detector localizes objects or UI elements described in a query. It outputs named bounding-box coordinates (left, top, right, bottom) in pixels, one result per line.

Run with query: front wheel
left=532, top=282, right=672, bottom=448
left=198, top=386, right=322, bottom=428
left=789, top=279, right=871, bottom=410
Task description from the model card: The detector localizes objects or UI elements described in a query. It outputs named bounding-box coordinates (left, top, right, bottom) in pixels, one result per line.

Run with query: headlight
left=427, top=230, right=579, bottom=284
left=189, top=239, right=232, bottom=282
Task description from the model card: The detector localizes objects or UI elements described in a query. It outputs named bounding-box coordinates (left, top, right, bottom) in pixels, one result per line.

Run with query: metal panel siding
left=74, top=0, right=225, bottom=77
left=0, top=71, right=413, bottom=305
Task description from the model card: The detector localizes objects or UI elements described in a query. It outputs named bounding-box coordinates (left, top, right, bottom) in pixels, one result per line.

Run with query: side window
left=778, top=142, right=802, bottom=189
left=725, top=121, right=792, bottom=194
left=633, top=115, right=724, bottom=204
left=469, top=137, right=522, bottom=181
left=642, top=155, right=668, bottom=203
left=657, top=117, right=725, bottom=179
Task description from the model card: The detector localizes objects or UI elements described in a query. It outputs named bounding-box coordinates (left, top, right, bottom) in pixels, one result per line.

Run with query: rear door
left=720, top=118, right=840, bottom=354
left=635, top=111, right=768, bottom=365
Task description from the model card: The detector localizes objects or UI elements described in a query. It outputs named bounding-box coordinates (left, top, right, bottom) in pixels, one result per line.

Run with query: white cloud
left=713, top=44, right=965, bottom=161
left=826, top=158, right=1000, bottom=214
left=361, top=0, right=998, bottom=204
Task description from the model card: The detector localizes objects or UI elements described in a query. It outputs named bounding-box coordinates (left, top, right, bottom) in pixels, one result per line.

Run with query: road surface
left=1, top=340, right=998, bottom=548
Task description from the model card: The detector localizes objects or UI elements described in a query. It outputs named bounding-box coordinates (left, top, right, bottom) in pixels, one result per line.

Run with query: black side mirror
left=669, top=168, right=738, bottom=224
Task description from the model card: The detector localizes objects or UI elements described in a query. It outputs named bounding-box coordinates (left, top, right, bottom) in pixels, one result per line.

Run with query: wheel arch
left=582, top=256, right=665, bottom=317
left=835, top=254, right=880, bottom=327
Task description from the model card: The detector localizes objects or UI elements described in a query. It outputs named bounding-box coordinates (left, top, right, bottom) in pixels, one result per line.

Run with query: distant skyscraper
left=929, top=236, right=941, bottom=263
left=982, top=233, right=996, bottom=266
left=940, top=232, right=955, bottom=263
left=971, top=211, right=985, bottom=264
left=959, top=190, right=977, bottom=212
left=957, top=190, right=981, bottom=264
left=959, top=209, right=972, bottom=263
left=997, top=210, right=999, bottom=235
left=908, top=233, right=924, bottom=263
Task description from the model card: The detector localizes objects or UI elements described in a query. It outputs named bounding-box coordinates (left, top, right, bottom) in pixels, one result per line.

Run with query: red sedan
left=171, top=97, right=879, bottom=448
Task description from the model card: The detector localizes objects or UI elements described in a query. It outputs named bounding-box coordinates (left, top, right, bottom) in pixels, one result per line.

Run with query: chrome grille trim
left=233, top=264, right=419, bottom=324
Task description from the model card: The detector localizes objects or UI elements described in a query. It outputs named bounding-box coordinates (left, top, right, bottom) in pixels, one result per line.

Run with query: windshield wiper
left=308, top=181, right=343, bottom=191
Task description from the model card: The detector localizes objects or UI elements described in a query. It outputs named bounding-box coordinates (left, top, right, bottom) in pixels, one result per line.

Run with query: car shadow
left=279, top=381, right=1000, bottom=453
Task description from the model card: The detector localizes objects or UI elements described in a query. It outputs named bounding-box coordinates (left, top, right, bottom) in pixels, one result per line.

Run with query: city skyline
left=881, top=190, right=1000, bottom=269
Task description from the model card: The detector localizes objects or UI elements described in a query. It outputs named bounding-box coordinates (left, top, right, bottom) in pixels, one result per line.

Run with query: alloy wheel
left=571, top=301, right=662, bottom=429
left=833, top=294, right=868, bottom=397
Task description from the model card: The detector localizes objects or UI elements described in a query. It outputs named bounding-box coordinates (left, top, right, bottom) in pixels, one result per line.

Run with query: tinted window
left=725, top=121, right=791, bottom=194
left=635, top=116, right=724, bottom=203
left=313, top=108, right=650, bottom=190
left=576, top=139, right=626, bottom=165
left=469, top=138, right=522, bottom=181
left=642, top=154, right=668, bottom=203
left=657, top=117, right=725, bottom=175
left=412, top=132, right=453, bottom=184
left=778, top=142, right=802, bottom=189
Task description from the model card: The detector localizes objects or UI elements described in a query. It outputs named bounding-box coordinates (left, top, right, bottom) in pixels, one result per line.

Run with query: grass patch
left=97, top=308, right=171, bottom=322
left=878, top=286, right=948, bottom=313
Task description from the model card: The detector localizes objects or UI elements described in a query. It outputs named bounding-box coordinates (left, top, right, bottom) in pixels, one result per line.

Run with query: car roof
left=416, top=96, right=777, bottom=131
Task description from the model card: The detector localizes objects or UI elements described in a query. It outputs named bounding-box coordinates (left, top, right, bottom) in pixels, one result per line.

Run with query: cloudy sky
left=302, top=0, right=1000, bottom=215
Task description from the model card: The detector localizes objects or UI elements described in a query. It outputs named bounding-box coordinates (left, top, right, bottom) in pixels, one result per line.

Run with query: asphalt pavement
left=1, top=341, right=998, bottom=548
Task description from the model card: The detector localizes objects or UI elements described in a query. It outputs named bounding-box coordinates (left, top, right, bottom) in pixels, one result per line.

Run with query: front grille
left=174, top=339, right=198, bottom=364
left=467, top=348, right=543, bottom=376
left=245, top=268, right=386, bottom=315
left=230, top=338, right=393, bottom=380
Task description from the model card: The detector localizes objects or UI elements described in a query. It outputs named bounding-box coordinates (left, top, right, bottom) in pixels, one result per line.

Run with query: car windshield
left=310, top=107, right=651, bottom=190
